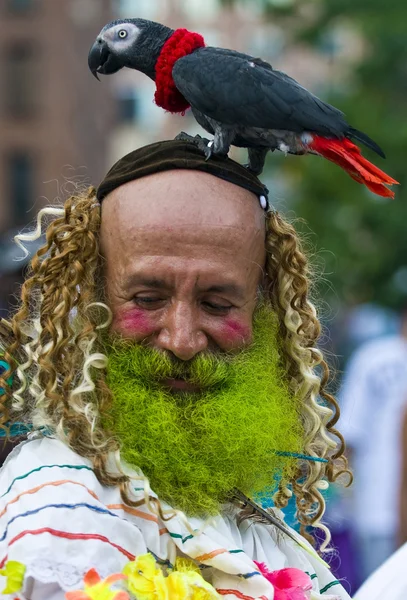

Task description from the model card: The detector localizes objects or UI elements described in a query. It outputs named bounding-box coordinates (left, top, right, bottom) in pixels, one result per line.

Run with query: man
left=0, top=138, right=351, bottom=599
left=339, top=306, right=407, bottom=580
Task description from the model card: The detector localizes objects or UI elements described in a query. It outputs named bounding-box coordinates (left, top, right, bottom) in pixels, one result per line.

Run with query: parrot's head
left=88, top=18, right=173, bottom=81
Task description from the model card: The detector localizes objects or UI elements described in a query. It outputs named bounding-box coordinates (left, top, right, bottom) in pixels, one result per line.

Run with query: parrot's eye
left=118, top=29, right=128, bottom=39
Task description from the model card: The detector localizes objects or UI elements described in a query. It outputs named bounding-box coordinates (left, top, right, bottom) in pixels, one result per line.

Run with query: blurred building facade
left=0, top=0, right=115, bottom=312
left=0, top=0, right=116, bottom=232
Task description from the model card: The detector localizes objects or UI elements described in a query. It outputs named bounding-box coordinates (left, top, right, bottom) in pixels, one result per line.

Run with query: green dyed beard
left=105, top=306, right=303, bottom=517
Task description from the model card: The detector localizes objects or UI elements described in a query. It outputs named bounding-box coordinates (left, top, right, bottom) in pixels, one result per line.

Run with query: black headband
left=97, top=135, right=269, bottom=210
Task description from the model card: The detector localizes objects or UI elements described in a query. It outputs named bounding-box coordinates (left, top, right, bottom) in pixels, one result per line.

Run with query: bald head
left=101, top=169, right=266, bottom=368
left=101, top=168, right=265, bottom=233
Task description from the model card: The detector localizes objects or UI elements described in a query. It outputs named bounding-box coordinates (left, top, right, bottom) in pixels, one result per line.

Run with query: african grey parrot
left=88, top=18, right=398, bottom=198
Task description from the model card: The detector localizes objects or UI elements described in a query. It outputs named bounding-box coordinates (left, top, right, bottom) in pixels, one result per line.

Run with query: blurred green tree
left=221, top=0, right=407, bottom=309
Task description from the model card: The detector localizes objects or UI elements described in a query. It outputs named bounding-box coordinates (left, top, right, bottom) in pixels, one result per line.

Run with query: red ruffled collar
left=154, top=28, right=205, bottom=114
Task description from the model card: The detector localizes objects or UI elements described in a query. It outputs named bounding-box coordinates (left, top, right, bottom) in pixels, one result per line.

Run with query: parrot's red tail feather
left=310, top=136, right=399, bottom=198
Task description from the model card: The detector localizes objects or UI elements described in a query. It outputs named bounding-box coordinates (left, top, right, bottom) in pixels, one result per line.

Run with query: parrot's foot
left=174, top=131, right=195, bottom=143
left=174, top=132, right=214, bottom=159
left=174, top=132, right=209, bottom=145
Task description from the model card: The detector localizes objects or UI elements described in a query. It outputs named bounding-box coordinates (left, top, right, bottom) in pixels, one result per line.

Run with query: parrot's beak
left=88, top=39, right=122, bottom=80
left=88, top=40, right=106, bottom=80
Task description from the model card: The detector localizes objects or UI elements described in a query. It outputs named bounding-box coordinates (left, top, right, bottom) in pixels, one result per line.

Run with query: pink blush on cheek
left=221, top=318, right=251, bottom=345
left=114, top=308, right=155, bottom=336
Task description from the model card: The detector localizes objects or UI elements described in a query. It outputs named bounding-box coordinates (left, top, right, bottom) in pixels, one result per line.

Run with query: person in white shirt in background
left=353, top=403, right=407, bottom=600
left=339, top=305, right=407, bottom=581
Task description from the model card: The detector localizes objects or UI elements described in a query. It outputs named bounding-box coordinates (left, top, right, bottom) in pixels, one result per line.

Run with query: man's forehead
left=101, top=169, right=266, bottom=232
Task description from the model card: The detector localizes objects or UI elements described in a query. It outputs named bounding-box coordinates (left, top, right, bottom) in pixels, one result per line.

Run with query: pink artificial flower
left=254, top=561, right=313, bottom=600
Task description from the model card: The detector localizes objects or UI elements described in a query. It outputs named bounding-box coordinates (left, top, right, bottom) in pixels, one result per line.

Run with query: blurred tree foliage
left=222, top=0, right=407, bottom=309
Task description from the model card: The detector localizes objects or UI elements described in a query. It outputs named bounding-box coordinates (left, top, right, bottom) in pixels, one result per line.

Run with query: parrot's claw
left=204, top=140, right=214, bottom=161
left=192, top=136, right=213, bottom=160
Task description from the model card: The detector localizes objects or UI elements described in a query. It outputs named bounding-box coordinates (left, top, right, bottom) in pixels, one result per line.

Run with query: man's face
left=100, top=172, right=302, bottom=515
left=101, top=169, right=266, bottom=389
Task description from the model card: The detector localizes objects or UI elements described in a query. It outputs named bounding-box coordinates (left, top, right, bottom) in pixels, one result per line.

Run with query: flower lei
left=1, top=554, right=340, bottom=600
left=64, top=554, right=219, bottom=600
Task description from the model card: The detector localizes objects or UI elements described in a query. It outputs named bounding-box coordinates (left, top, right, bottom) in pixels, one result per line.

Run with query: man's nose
left=156, top=303, right=208, bottom=361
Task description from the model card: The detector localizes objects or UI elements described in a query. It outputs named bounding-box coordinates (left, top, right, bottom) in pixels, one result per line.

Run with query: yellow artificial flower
left=0, top=560, right=26, bottom=595
left=123, top=553, right=166, bottom=600
left=123, top=554, right=219, bottom=600
left=159, top=571, right=188, bottom=600
left=170, top=569, right=219, bottom=600
left=65, top=568, right=129, bottom=600
left=170, top=558, right=218, bottom=600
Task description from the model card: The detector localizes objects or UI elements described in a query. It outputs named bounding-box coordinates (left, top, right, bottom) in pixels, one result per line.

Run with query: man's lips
left=160, top=378, right=202, bottom=393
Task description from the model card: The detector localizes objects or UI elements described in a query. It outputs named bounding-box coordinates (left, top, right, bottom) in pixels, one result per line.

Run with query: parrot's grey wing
left=172, top=47, right=348, bottom=136
left=198, top=47, right=275, bottom=71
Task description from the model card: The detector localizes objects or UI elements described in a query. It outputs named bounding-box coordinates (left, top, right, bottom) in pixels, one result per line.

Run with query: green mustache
left=107, top=341, right=232, bottom=389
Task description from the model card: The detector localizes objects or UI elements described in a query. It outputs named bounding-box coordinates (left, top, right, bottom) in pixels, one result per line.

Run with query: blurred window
left=4, top=43, right=38, bottom=118
left=7, top=152, right=34, bottom=225
left=6, top=0, right=37, bottom=13
left=114, top=81, right=165, bottom=132
left=116, top=88, right=140, bottom=124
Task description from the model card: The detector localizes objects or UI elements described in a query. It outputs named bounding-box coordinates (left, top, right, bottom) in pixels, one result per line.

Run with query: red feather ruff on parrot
left=309, top=136, right=399, bottom=198
left=155, top=28, right=205, bottom=114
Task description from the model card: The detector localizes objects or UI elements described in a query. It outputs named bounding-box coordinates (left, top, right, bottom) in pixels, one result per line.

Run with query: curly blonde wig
left=0, top=186, right=351, bottom=548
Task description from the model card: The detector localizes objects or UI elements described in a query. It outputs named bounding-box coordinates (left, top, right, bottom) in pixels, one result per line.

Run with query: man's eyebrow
left=125, top=275, right=171, bottom=289
left=125, top=276, right=246, bottom=300
left=204, top=284, right=246, bottom=301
